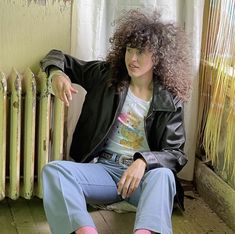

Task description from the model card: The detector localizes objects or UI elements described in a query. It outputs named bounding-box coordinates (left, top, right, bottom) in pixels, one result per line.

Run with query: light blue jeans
left=42, top=158, right=176, bottom=234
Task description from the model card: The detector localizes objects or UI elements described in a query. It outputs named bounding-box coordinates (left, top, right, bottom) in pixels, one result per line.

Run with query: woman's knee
left=146, top=168, right=175, bottom=184
left=144, top=168, right=176, bottom=196
left=42, top=160, right=61, bottom=178
left=155, top=167, right=174, bottom=178
left=41, top=160, right=74, bottom=186
left=42, top=161, right=80, bottom=198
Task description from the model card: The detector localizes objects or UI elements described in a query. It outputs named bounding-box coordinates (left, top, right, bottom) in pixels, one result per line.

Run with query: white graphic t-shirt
left=105, top=87, right=152, bottom=157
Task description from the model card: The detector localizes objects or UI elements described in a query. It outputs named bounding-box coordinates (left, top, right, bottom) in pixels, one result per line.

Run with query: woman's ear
left=152, top=55, right=159, bottom=66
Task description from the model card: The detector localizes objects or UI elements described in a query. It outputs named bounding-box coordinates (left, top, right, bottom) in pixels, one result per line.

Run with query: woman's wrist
left=136, top=158, right=147, bottom=169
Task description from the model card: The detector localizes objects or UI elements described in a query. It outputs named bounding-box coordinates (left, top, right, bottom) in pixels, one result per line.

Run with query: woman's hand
left=117, top=158, right=147, bottom=199
left=51, top=71, right=78, bottom=106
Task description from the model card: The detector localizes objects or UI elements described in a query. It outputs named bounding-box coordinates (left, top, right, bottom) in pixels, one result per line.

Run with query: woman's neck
left=129, top=78, right=153, bottom=101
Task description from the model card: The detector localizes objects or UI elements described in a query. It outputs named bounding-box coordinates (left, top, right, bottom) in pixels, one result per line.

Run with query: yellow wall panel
left=0, top=0, right=72, bottom=74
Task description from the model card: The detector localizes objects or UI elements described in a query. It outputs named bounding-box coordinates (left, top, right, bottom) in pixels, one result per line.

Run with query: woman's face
left=125, top=47, right=154, bottom=79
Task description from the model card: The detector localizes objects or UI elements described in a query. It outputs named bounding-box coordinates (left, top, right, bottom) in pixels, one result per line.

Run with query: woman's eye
left=126, top=48, right=131, bottom=53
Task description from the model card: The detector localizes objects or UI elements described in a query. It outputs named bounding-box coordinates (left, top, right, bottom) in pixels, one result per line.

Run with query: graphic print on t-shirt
left=118, top=111, right=144, bottom=150
left=105, top=88, right=151, bottom=156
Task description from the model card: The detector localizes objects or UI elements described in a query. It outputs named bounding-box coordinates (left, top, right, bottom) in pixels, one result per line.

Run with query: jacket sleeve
left=40, top=49, right=108, bottom=92
left=133, top=100, right=187, bottom=173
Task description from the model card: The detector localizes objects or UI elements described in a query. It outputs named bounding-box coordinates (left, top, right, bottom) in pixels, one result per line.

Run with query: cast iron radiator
left=0, top=68, right=65, bottom=200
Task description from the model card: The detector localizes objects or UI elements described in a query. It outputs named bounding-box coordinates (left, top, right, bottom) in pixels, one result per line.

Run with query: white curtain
left=71, top=0, right=184, bottom=60
left=178, top=0, right=204, bottom=180
left=70, top=0, right=204, bottom=181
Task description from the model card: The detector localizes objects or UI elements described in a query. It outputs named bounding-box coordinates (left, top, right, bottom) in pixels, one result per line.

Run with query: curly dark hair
left=106, top=9, right=192, bottom=101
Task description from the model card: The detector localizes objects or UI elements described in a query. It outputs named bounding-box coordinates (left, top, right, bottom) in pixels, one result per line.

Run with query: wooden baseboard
left=194, top=158, right=235, bottom=231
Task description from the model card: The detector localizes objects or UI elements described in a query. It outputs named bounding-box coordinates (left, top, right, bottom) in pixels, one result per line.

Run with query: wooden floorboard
left=98, top=210, right=135, bottom=234
left=8, top=199, right=38, bottom=234
left=0, top=192, right=234, bottom=234
left=172, top=192, right=234, bottom=234
left=27, top=198, right=51, bottom=234
left=90, top=210, right=113, bottom=234
left=0, top=199, right=17, bottom=234
left=195, top=159, right=235, bottom=231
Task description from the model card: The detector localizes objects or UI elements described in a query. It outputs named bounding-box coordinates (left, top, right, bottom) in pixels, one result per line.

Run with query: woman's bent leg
left=42, top=160, right=119, bottom=234
left=130, top=168, right=176, bottom=234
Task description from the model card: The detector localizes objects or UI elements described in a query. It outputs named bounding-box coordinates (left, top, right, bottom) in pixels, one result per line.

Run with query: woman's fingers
left=117, top=175, right=130, bottom=199
left=126, top=178, right=140, bottom=198
left=70, top=86, right=78, bottom=94
left=61, top=84, right=74, bottom=106
left=52, top=73, right=78, bottom=106
left=118, top=175, right=140, bottom=199
left=62, top=89, right=70, bottom=106
left=117, top=159, right=146, bottom=198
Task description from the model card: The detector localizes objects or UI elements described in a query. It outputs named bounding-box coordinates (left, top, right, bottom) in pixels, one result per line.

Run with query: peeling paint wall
left=0, top=0, right=72, bottom=74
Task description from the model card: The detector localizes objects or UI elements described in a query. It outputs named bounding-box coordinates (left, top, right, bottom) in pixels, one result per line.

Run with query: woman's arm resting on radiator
left=49, top=68, right=78, bottom=106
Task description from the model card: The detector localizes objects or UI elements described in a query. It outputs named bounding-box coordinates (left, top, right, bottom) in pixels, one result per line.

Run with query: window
left=197, top=0, right=235, bottom=188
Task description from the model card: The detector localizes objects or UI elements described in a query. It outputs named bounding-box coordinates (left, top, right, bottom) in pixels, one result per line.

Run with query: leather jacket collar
left=152, top=79, right=177, bottom=112
left=120, top=79, right=177, bottom=113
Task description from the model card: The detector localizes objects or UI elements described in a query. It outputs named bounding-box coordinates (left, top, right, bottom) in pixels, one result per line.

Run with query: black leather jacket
left=41, top=49, right=188, bottom=209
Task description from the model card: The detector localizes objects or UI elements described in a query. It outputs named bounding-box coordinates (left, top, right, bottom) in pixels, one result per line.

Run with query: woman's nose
left=130, top=52, right=137, bottom=61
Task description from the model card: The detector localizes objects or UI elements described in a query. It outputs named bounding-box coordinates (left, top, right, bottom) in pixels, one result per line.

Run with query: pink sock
left=75, top=226, right=98, bottom=234
left=134, top=229, right=153, bottom=234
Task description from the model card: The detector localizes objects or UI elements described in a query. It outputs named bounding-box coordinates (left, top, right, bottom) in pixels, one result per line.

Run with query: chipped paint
left=26, top=0, right=72, bottom=6
left=1, top=79, right=7, bottom=93
left=13, top=101, right=19, bottom=109
left=27, top=0, right=47, bottom=6
left=14, top=76, right=21, bottom=90
left=43, top=139, right=47, bottom=151
left=0, top=73, right=7, bottom=94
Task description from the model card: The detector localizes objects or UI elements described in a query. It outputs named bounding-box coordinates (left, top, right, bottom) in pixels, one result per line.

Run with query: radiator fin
left=9, top=68, right=22, bottom=200
left=0, top=71, right=7, bottom=200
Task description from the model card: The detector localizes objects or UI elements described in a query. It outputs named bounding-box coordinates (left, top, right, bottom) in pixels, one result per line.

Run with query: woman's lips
left=128, top=64, right=139, bottom=70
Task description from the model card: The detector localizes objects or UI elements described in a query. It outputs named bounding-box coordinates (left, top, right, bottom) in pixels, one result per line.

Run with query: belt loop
left=115, top=154, right=120, bottom=162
